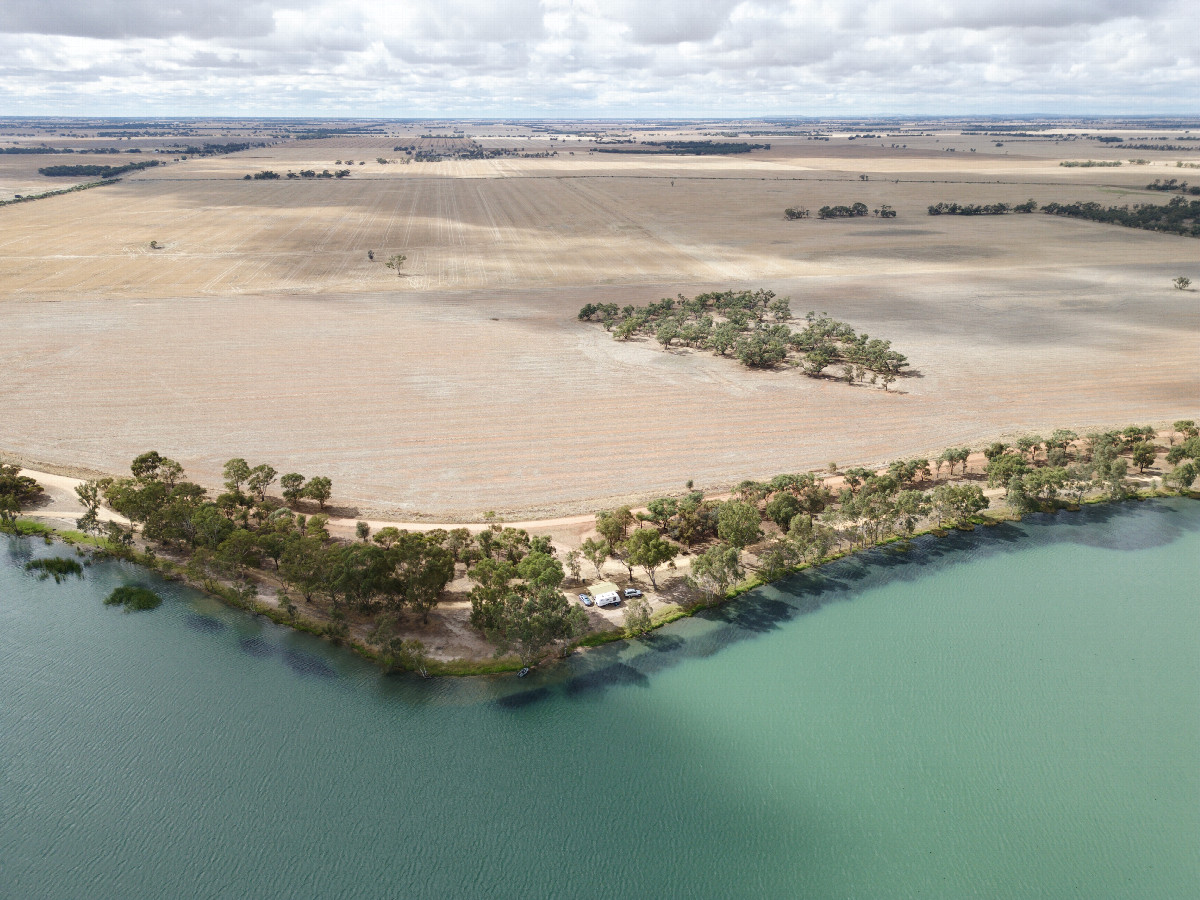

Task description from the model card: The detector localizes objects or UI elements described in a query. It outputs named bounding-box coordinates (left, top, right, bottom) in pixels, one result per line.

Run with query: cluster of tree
left=0, top=178, right=116, bottom=208
left=579, top=294, right=909, bottom=386
left=172, top=142, right=264, bottom=156
left=595, top=141, right=772, bottom=154
left=1059, top=160, right=1122, bottom=167
left=468, top=544, right=588, bottom=665
left=0, top=146, right=145, bottom=155
left=1041, top=198, right=1200, bottom=237
left=817, top=202, right=869, bottom=218
left=983, top=424, right=1200, bottom=510
left=70, top=451, right=590, bottom=669
left=38, top=160, right=160, bottom=177
left=245, top=169, right=351, bottom=180
left=618, top=422, right=1199, bottom=609
left=1146, top=179, right=1200, bottom=196
left=802, top=201, right=896, bottom=218
left=1120, top=144, right=1197, bottom=152
left=0, top=464, right=43, bottom=524
left=928, top=200, right=1037, bottom=215
left=393, top=141, right=512, bottom=162
left=1094, top=136, right=1124, bottom=143
left=293, top=128, right=385, bottom=140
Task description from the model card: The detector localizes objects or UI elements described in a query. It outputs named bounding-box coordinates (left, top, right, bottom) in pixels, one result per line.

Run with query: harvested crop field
left=2, top=125, right=1198, bottom=518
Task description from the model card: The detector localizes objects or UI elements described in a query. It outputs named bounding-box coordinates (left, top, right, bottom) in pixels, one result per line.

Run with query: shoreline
left=7, top=480, right=1196, bottom=678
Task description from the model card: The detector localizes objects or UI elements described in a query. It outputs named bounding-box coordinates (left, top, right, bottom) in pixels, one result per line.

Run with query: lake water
left=3, top=500, right=1198, bottom=899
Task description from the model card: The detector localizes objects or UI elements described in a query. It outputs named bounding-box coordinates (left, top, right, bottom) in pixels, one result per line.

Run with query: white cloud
left=0, top=0, right=1194, bottom=115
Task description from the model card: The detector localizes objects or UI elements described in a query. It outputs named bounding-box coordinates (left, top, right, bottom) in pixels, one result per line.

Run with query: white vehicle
left=594, top=591, right=622, bottom=608
left=623, top=588, right=643, bottom=598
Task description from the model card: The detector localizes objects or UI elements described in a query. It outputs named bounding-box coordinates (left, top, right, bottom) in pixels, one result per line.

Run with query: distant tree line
left=1041, top=198, right=1200, bottom=237
left=595, top=141, right=769, bottom=155
left=1146, top=179, right=1200, bottom=196
left=928, top=200, right=1037, bottom=215
left=1060, top=160, right=1122, bottom=167
left=38, top=160, right=161, bottom=177
left=243, top=169, right=351, bottom=180
left=171, top=142, right=264, bottom=156
left=1120, top=144, right=1197, bottom=152
left=579, top=291, right=909, bottom=387
left=0, top=179, right=117, bottom=208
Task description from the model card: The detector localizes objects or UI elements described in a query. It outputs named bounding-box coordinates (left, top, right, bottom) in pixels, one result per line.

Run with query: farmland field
left=2, top=121, right=1198, bottom=518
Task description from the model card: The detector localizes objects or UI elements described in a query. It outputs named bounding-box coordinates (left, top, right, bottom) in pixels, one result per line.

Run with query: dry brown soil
left=2, top=128, right=1197, bottom=519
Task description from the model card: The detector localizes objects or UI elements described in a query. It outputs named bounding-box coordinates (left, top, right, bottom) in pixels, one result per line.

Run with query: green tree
left=580, top=536, right=610, bottom=578
left=1130, top=441, right=1157, bottom=473
left=623, top=594, right=652, bottom=636
left=303, top=476, right=333, bottom=510
left=595, top=507, right=633, bottom=546
left=386, top=253, right=407, bottom=275
left=987, top=453, right=1028, bottom=490
left=469, top=560, right=586, bottom=666
left=623, top=528, right=679, bottom=589
left=931, top=484, right=988, bottom=526
left=717, top=500, right=762, bottom=549
left=222, top=458, right=252, bottom=494
left=247, top=464, right=277, bottom=501
left=387, top=532, right=456, bottom=624
left=1173, top=276, right=1191, bottom=290
left=280, top=473, right=305, bottom=506
left=356, top=520, right=371, bottom=542
left=688, top=543, right=743, bottom=602
left=764, top=492, right=801, bottom=530
left=279, top=535, right=329, bottom=602
left=1165, top=461, right=1197, bottom=492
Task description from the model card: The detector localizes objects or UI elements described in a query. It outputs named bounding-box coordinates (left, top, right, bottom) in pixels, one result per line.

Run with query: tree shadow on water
left=490, top=499, right=1199, bottom=710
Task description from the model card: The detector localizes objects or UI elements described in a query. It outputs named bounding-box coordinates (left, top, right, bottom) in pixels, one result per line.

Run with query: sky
left=1, top=0, right=1196, bottom=117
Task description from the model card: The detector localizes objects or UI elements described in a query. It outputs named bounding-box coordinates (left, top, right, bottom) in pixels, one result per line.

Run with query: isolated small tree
left=1130, top=441, right=1157, bottom=473
left=367, top=250, right=374, bottom=260
left=386, top=254, right=407, bottom=276
left=580, top=537, right=610, bottom=578
left=303, top=476, right=332, bottom=510
left=280, top=473, right=305, bottom=506
left=247, top=464, right=276, bottom=501
left=565, top=549, right=583, bottom=583
left=355, top=521, right=371, bottom=542
left=1173, top=276, right=1191, bottom=290
left=623, top=594, right=653, bottom=636
left=623, top=527, right=678, bottom=589
left=222, top=458, right=251, bottom=494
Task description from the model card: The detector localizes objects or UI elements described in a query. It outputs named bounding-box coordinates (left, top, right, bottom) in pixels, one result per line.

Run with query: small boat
left=517, top=667, right=530, bottom=678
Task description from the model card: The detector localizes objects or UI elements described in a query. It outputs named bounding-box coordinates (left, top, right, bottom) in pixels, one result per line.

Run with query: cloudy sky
left=1, top=0, right=1195, bottom=117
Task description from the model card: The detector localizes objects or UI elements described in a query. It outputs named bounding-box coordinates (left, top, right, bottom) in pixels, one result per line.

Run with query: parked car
left=623, top=588, right=643, bottom=598
left=578, top=593, right=593, bottom=607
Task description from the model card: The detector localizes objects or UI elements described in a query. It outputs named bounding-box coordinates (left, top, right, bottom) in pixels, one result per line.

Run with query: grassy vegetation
left=104, top=585, right=163, bottom=611
left=24, top=556, right=84, bottom=582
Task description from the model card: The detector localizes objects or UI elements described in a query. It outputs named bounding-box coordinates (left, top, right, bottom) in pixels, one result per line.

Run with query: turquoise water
left=2, top=500, right=1198, bottom=899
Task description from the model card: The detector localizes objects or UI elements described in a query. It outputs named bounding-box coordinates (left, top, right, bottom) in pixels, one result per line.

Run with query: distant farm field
left=2, top=128, right=1198, bottom=517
